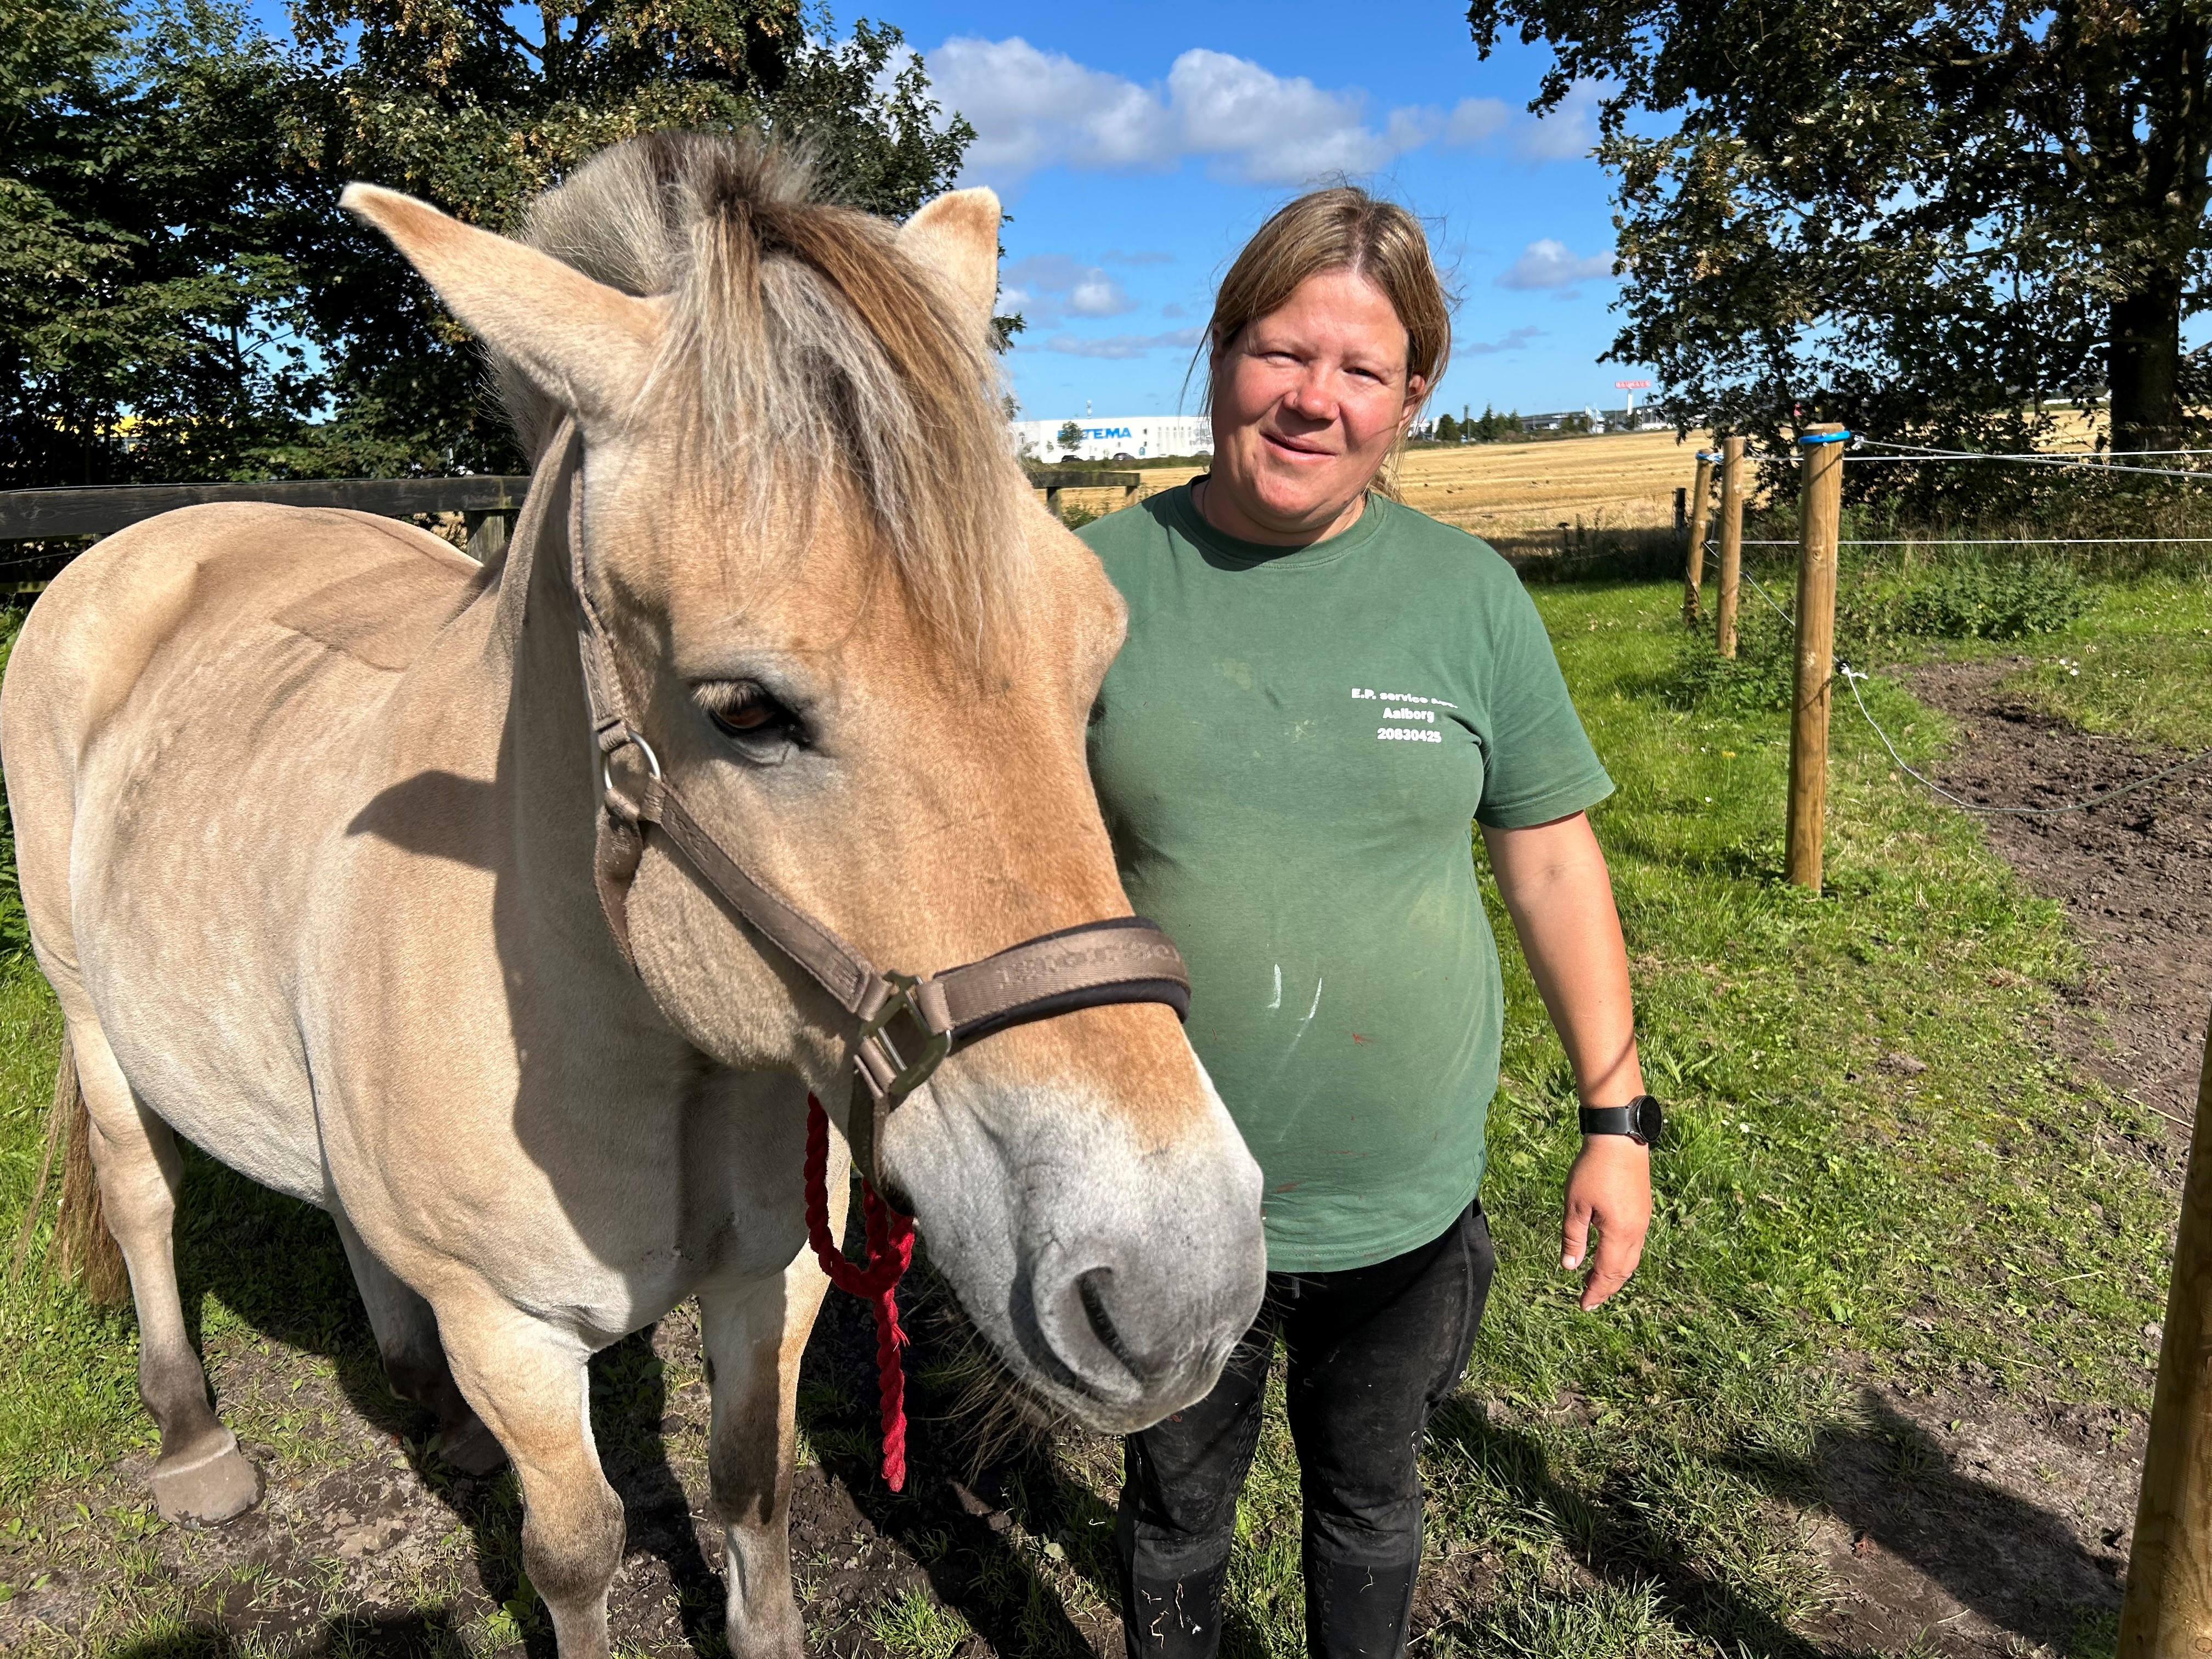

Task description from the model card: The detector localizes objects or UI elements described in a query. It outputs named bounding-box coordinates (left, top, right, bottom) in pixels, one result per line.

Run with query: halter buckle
left=855, top=971, right=952, bottom=1105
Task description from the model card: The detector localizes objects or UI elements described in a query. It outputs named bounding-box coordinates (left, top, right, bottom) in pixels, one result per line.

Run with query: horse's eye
left=698, top=681, right=798, bottom=745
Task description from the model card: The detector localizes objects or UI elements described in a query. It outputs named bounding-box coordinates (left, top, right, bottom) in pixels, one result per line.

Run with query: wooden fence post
left=2118, top=1008, right=2212, bottom=1659
left=1683, top=452, right=1715, bottom=627
left=465, top=511, right=510, bottom=565
left=1715, top=436, right=1747, bottom=659
left=1784, top=424, right=1847, bottom=891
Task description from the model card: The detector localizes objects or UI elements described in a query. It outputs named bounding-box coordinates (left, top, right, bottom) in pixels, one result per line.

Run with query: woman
left=1079, top=188, right=1656, bottom=1659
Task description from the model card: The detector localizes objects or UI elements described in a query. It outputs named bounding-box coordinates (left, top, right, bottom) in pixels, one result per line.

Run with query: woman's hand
left=1562, top=1135, right=1651, bottom=1310
left=1481, top=811, right=1654, bottom=1311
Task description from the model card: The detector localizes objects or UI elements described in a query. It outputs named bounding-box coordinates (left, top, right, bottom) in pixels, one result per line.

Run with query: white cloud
left=1039, top=327, right=1206, bottom=359
left=1498, top=239, right=1616, bottom=291
left=929, top=38, right=1173, bottom=179
left=928, top=37, right=1483, bottom=187
left=1515, top=81, right=1605, bottom=162
left=1001, top=254, right=1138, bottom=323
left=1462, top=325, right=1547, bottom=354
left=1444, top=97, right=1509, bottom=145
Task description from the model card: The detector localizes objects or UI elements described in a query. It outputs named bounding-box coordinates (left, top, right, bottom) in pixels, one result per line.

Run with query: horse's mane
left=495, top=131, right=1029, bottom=655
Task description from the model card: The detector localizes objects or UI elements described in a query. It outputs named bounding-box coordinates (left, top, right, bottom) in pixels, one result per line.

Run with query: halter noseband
left=558, top=444, right=1189, bottom=1190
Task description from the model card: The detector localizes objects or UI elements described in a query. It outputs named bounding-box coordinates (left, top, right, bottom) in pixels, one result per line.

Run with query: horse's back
left=1, top=503, right=490, bottom=1199
left=5, top=501, right=482, bottom=779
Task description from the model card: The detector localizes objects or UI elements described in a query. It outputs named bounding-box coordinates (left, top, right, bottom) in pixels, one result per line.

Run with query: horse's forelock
left=498, top=131, right=1031, bottom=664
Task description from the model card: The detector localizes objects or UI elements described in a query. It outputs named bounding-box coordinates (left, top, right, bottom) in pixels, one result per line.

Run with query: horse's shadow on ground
left=142, top=1149, right=2125, bottom=1659
left=153, top=1146, right=719, bottom=1658
left=151, top=1146, right=1099, bottom=1658
left=1423, top=1391, right=2123, bottom=1659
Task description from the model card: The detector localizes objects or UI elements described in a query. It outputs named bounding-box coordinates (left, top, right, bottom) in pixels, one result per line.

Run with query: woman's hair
left=1200, top=186, right=1452, bottom=416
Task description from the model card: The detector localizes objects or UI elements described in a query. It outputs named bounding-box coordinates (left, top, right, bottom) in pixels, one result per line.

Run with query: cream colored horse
left=1, top=135, right=1263, bottom=1657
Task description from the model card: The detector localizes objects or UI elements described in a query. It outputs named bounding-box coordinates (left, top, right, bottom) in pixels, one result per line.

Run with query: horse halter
left=554, top=439, right=1190, bottom=1190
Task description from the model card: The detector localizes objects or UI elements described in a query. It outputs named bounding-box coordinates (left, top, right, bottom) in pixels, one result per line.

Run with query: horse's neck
left=489, top=440, right=638, bottom=978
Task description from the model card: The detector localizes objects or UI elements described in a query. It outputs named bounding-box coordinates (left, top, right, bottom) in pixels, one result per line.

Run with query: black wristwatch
left=1579, top=1094, right=1662, bottom=1147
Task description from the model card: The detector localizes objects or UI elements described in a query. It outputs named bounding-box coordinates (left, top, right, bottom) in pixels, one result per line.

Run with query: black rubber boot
left=1305, top=1556, right=1419, bottom=1658
left=1120, top=1555, right=1231, bottom=1657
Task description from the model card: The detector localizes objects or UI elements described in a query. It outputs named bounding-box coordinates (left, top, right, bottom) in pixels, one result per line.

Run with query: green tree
left=1466, top=0, right=2212, bottom=463
left=1433, top=411, right=1462, bottom=443
left=281, top=0, right=975, bottom=474
left=2, top=0, right=978, bottom=489
left=1, top=0, right=313, bottom=488
left=1057, top=420, right=1085, bottom=451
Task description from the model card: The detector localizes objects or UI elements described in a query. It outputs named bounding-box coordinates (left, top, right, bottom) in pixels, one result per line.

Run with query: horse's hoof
left=433, top=1415, right=508, bottom=1477
left=149, top=1429, right=262, bottom=1525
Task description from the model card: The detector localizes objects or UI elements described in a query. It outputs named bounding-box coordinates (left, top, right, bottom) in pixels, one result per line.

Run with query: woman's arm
left=1480, top=810, right=1652, bottom=1311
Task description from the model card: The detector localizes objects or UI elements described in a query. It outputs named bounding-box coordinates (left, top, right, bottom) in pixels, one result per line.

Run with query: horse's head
left=343, top=137, right=1265, bottom=1430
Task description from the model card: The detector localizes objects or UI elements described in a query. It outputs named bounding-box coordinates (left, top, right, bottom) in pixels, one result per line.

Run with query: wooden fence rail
left=0, top=468, right=1145, bottom=564
left=1022, top=468, right=1142, bottom=518
left=0, top=476, right=534, bottom=547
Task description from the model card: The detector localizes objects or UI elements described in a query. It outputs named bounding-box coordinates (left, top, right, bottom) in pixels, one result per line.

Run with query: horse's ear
left=899, top=188, right=1002, bottom=341
left=340, top=183, right=662, bottom=434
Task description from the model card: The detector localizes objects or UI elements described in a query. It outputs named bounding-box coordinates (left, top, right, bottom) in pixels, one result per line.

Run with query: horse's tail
left=9, top=1028, right=129, bottom=1306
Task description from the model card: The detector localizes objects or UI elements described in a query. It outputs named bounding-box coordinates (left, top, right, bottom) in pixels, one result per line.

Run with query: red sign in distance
left=1615, top=379, right=1652, bottom=389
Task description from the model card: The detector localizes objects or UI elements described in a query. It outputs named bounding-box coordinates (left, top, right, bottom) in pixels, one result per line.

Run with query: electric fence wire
left=1735, top=537, right=2212, bottom=548
left=1849, top=436, right=2212, bottom=482
left=1837, top=665, right=2212, bottom=817
left=1737, top=566, right=1798, bottom=629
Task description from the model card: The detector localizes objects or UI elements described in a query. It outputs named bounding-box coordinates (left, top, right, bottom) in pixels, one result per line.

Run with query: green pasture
left=1996, top=574, right=2212, bottom=752
left=0, top=567, right=2195, bottom=1656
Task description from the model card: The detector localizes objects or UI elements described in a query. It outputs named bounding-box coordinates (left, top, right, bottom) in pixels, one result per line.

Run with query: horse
left=0, top=133, right=1266, bottom=1657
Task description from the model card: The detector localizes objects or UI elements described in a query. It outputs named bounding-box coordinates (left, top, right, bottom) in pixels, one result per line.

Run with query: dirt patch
left=1801, top=1375, right=2140, bottom=1659
left=1911, top=657, right=2212, bottom=1132
left=1768, top=654, right=2212, bottom=1659
left=0, top=1217, right=1125, bottom=1659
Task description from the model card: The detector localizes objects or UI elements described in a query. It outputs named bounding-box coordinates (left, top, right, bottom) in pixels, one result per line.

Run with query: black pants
left=1116, top=1200, right=1496, bottom=1659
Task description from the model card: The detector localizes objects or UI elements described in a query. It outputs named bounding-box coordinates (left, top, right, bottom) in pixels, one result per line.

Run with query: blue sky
left=247, top=0, right=1641, bottom=424
left=891, top=1, right=1642, bottom=425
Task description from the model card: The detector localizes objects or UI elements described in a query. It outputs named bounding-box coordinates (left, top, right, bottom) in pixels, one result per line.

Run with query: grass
left=0, top=572, right=2182, bottom=1656
left=1993, top=572, right=2212, bottom=751
left=1152, top=576, right=2173, bottom=1658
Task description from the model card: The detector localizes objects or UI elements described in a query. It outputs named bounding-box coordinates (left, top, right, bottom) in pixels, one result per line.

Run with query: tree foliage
left=2, top=0, right=315, bottom=487
left=1466, top=0, right=2212, bottom=489
left=284, top=0, right=973, bottom=473
left=0, top=0, right=975, bottom=487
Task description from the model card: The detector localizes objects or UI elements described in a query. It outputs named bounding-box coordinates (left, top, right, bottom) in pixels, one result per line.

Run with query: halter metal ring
left=599, top=727, right=663, bottom=797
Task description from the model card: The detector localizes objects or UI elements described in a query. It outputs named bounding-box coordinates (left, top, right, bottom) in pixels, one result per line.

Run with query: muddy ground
left=1, top=658, right=2203, bottom=1658
left=1910, top=659, right=2212, bottom=1130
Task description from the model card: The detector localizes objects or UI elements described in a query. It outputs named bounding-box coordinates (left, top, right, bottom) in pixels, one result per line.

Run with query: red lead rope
left=803, top=1093, right=917, bottom=1491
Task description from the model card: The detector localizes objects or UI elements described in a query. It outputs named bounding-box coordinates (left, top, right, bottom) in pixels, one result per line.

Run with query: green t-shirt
left=1080, top=485, right=1613, bottom=1272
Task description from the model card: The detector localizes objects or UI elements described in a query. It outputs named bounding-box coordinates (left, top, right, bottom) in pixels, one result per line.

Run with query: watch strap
left=1579, top=1096, right=1657, bottom=1144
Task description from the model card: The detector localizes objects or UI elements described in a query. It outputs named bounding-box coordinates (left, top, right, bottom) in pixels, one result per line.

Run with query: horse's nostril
left=1077, top=1267, right=1141, bottom=1377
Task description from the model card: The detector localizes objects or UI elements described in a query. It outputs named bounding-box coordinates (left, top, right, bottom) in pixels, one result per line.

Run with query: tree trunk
left=2111, top=274, right=2185, bottom=455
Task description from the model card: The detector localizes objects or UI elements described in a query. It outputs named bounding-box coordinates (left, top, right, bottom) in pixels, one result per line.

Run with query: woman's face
left=1206, top=267, right=1425, bottom=545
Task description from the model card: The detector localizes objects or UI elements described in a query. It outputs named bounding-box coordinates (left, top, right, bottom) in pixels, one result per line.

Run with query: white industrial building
left=1009, top=415, right=1212, bottom=463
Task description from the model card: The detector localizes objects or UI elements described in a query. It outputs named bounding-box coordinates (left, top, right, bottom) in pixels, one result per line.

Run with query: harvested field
left=1032, top=429, right=1713, bottom=554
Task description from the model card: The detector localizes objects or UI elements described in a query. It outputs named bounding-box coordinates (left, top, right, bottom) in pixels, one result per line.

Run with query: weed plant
left=1665, top=551, right=2093, bottom=717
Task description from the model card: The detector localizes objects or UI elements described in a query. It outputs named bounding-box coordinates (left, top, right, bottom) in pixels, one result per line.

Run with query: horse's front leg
left=435, top=1294, right=625, bottom=1658
left=701, top=1244, right=837, bottom=1657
